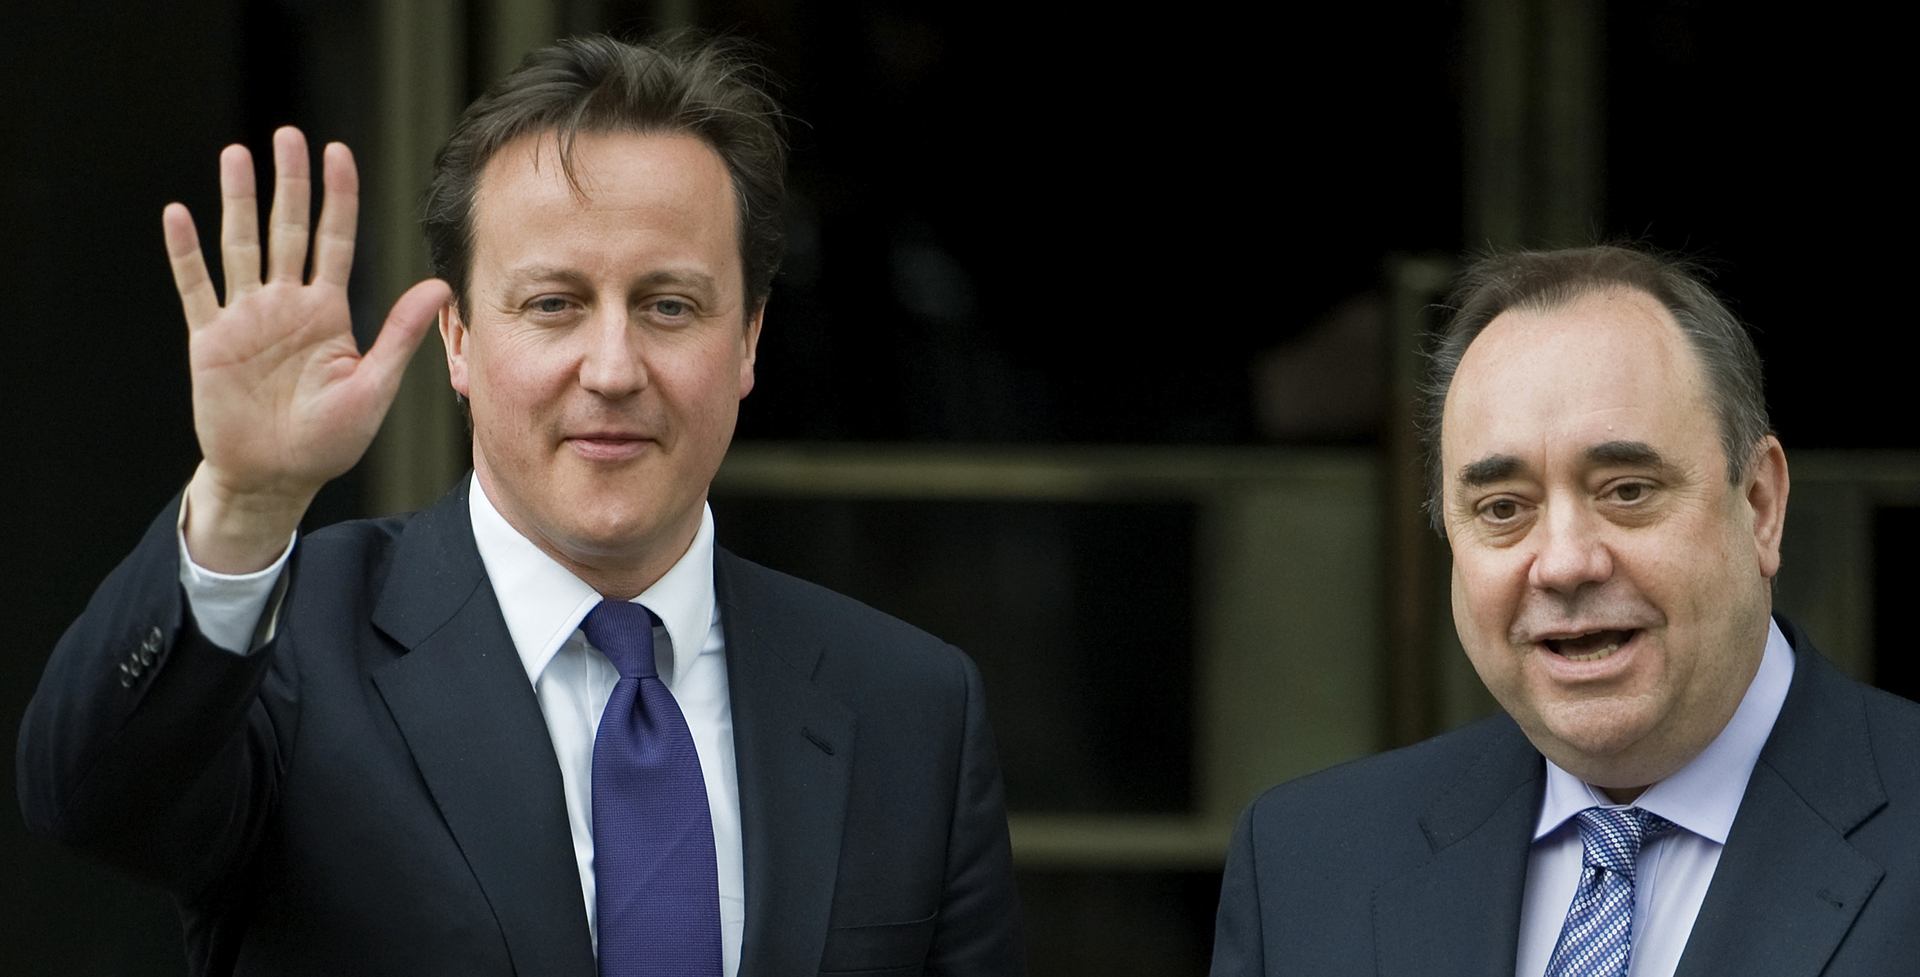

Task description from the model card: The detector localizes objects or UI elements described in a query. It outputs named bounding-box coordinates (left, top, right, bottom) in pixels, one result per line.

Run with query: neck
left=471, top=471, right=699, bottom=602
left=1597, top=783, right=1649, bottom=804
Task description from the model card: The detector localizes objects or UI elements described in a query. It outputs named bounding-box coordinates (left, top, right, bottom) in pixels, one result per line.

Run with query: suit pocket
left=817, top=909, right=938, bottom=975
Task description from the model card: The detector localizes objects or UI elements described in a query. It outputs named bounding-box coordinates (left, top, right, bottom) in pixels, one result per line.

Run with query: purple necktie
left=581, top=600, right=722, bottom=977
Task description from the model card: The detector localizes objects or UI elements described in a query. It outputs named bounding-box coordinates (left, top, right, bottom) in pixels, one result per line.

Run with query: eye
left=1479, top=498, right=1523, bottom=523
left=528, top=295, right=574, bottom=315
left=651, top=298, right=692, bottom=318
left=1607, top=481, right=1653, bottom=504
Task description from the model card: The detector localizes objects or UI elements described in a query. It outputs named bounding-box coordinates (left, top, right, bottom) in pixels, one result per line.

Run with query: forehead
left=1440, top=287, right=1719, bottom=483
left=467, top=128, right=741, bottom=272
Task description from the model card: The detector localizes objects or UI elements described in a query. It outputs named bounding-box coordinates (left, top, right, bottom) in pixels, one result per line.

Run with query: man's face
left=443, top=130, right=760, bottom=593
left=1438, top=287, right=1788, bottom=796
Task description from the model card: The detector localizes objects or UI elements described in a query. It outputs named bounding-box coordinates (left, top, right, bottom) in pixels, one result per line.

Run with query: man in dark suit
left=1211, top=245, right=1920, bottom=976
left=18, top=36, right=1022, bottom=977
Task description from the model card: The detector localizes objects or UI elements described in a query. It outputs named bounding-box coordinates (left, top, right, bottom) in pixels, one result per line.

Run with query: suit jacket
left=17, top=481, right=1024, bottom=977
left=1210, top=618, right=1920, bottom=976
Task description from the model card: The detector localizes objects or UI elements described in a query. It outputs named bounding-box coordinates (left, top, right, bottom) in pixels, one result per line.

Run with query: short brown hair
left=1421, top=245, right=1771, bottom=533
left=423, top=33, right=788, bottom=318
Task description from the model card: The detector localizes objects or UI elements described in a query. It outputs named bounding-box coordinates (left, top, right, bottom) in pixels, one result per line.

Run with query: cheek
left=1451, top=563, right=1511, bottom=675
left=1450, top=554, right=1519, bottom=641
left=474, top=336, right=569, bottom=403
left=469, top=362, right=566, bottom=457
left=658, top=342, right=750, bottom=415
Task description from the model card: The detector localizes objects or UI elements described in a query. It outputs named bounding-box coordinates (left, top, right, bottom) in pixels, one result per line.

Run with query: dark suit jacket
left=1210, top=619, right=1920, bottom=976
left=17, top=482, right=1023, bottom=977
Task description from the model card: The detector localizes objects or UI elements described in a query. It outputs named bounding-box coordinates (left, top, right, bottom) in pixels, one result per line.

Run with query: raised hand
left=165, top=127, right=451, bottom=571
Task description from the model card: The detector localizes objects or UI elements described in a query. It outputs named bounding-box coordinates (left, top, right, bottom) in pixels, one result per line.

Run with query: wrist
left=183, top=463, right=313, bottom=573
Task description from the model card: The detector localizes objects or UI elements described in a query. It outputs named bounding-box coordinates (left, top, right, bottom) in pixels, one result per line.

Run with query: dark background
left=5, top=1, right=1914, bottom=972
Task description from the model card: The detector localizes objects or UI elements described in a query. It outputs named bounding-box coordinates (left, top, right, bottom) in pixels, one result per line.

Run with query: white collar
left=466, top=472, right=718, bottom=686
left=1535, top=617, right=1795, bottom=843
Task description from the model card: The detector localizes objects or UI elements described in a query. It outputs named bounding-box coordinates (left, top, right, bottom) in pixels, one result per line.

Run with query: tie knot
left=1574, top=806, right=1670, bottom=877
left=580, top=600, right=660, bottom=679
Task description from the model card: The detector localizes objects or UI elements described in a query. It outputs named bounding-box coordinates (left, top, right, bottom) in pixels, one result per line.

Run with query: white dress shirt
left=1514, top=619, right=1795, bottom=977
left=177, top=477, right=746, bottom=976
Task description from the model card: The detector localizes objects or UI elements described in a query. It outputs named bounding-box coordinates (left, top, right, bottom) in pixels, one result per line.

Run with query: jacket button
left=141, top=627, right=163, bottom=653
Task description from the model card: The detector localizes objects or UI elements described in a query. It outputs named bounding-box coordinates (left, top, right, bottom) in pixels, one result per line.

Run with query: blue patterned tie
left=1544, top=806, right=1672, bottom=977
left=581, top=600, right=722, bottom=977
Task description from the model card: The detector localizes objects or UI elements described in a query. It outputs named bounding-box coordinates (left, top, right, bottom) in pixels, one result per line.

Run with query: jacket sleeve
left=16, top=494, right=289, bottom=900
left=926, top=650, right=1026, bottom=976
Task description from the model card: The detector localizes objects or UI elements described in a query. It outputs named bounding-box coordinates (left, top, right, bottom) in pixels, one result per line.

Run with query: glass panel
left=712, top=495, right=1198, bottom=813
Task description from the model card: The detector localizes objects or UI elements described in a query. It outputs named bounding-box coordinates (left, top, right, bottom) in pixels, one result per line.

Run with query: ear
left=1745, top=435, right=1790, bottom=579
left=737, top=300, right=764, bottom=399
left=440, top=301, right=471, bottom=397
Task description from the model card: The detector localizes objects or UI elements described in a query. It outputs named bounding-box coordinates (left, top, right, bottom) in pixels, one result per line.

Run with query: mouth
left=1540, top=629, right=1637, bottom=663
left=564, top=433, right=654, bottom=461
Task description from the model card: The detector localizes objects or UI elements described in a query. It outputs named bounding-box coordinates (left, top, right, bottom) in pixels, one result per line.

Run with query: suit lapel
left=1373, top=720, right=1542, bottom=977
left=1675, top=629, right=1887, bottom=977
left=716, top=550, right=855, bottom=977
left=369, top=482, right=596, bottom=977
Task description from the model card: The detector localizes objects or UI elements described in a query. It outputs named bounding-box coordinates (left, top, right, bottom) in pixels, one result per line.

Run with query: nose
left=1527, top=501, right=1613, bottom=594
left=577, top=307, right=648, bottom=398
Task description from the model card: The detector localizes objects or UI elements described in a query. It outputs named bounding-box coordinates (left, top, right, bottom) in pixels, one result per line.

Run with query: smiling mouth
left=1543, top=629, right=1636, bottom=662
left=565, top=435, right=654, bottom=461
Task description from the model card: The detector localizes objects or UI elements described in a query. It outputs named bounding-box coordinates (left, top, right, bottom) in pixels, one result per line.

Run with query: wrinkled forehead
left=1440, top=287, right=1720, bottom=478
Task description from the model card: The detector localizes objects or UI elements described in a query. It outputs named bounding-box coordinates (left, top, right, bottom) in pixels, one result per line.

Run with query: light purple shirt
left=1514, top=619, right=1795, bottom=977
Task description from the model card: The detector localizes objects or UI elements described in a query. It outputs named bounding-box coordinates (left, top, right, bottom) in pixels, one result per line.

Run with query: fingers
left=218, top=143, right=260, bottom=300
left=358, top=279, right=456, bottom=400
left=162, top=203, right=220, bottom=329
left=265, top=127, right=313, bottom=283
left=189, top=129, right=350, bottom=321
left=311, top=142, right=360, bottom=287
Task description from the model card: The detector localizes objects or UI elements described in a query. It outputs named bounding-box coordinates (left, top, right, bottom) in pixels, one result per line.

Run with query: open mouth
left=1543, top=629, right=1636, bottom=663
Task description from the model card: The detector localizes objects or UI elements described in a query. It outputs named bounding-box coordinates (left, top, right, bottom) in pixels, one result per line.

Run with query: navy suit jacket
left=1211, top=619, right=1920, bottom=976
left=18, top=481, right=1023, bottom=976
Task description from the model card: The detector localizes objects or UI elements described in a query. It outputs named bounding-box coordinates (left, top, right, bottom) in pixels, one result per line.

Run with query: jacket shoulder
left=1240, top=713, right=1533, bottom=853
left=714, top=548, right=977, bottom=697
left=715, top=549, right=948, bottom=647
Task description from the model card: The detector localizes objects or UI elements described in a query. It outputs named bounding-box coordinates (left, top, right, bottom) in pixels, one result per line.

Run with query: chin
left=559, top=516, right=659, bottom=559
left=1532, top=702, right=1664, bottom=771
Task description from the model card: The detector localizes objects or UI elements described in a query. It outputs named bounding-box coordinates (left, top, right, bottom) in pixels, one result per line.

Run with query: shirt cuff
left=176, top=502, right=295, bottom=655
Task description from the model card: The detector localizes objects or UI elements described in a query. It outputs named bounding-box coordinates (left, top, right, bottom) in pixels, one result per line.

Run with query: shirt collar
left=467, top=472, right=718, bottom=686
left=1534, top=617, right=1795, bottom=843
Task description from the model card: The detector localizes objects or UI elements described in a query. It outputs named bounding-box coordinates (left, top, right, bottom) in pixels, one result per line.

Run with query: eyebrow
left=500, top=266, right=720, bottom=296
left=501, top=264, right=591, bottom=289
left=1457, top=454, right=1523, bottom=487
left=635, top=269, right=719, bottom=296
left=1454, top=440, right=1672, bottom=488
left=1584, top=439, right=1668, bottom=470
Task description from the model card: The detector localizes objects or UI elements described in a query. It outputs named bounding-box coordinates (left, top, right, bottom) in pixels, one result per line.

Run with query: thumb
left=358, top=278, right=454, bottom=401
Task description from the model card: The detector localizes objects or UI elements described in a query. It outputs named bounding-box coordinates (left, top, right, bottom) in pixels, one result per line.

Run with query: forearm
left=17, top=495, right=286, bottom=895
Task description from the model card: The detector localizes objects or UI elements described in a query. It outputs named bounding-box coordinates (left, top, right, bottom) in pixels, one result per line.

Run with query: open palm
left=165, top=127, right=449, bottom=504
